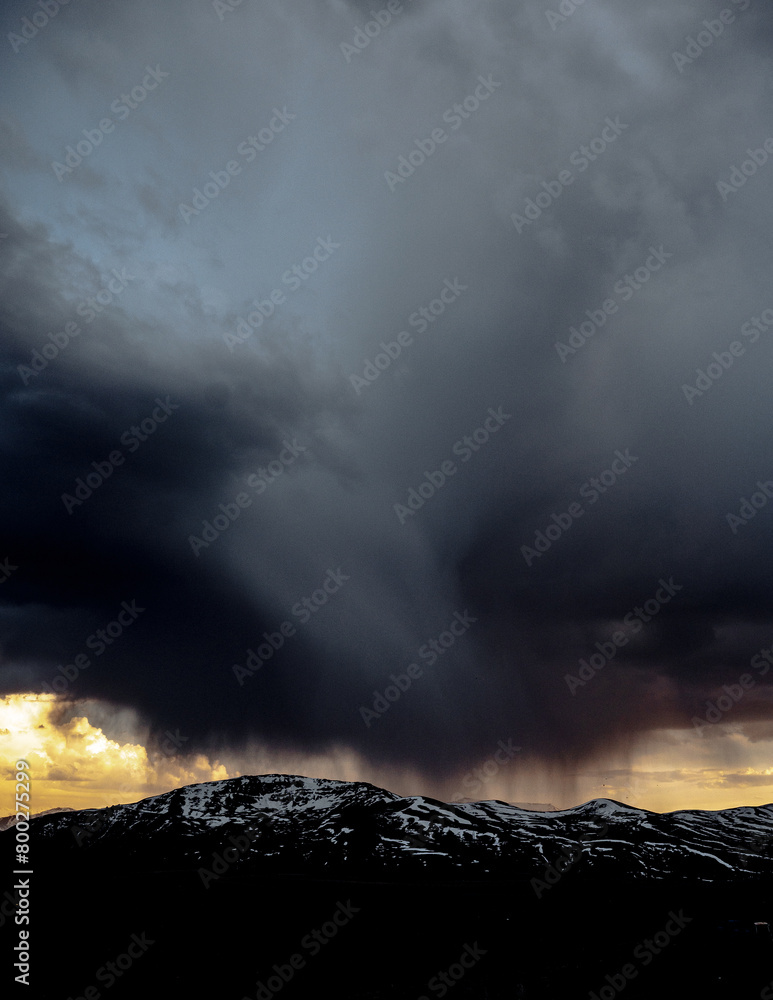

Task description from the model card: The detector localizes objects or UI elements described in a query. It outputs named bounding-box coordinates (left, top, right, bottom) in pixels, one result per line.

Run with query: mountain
left=27, top=772, right=773, bottom=883
left=3, top=775, right=772, bottom=1000
left=0, top=805, right=73, bottom=832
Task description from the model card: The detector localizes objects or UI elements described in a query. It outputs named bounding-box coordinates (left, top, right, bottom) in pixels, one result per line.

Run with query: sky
left=1, top=0, right=773, bottom=816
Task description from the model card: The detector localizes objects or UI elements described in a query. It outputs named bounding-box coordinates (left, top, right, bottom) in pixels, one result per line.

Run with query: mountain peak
left=17, top=773, right=773, bottom=886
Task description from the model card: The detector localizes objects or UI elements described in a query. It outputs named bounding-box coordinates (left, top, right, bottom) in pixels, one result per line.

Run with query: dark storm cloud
left=1, top=0, right=772, bottom=777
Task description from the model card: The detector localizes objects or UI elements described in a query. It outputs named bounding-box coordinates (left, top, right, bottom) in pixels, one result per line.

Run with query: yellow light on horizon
left=1, top=693, right=772, bottom=818
left=0, top=693, right=230, bottom=814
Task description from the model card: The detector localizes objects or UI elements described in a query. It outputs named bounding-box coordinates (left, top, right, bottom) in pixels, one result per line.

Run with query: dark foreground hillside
left=3, top=870, right=772, bottom=998
left=1, top=775, right=771, bottom=998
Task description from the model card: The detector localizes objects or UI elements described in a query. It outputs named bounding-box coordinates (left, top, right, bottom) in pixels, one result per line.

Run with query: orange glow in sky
left=0, top=693, right=231, bottom=814
left=1, top=692, right=772, bottom=818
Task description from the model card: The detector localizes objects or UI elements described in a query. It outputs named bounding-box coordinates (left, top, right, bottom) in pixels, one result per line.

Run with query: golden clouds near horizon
left=0, top=693, right=230, bottom=814
left=1, top=695, right=772, bottom=818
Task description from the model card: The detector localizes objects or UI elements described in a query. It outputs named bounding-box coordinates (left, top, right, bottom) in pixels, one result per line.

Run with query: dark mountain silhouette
left=2, top=775, right=772, bottom=999
left=0, top=805, right=73, bottom=832
left=27, top=773, right=773, bottom=881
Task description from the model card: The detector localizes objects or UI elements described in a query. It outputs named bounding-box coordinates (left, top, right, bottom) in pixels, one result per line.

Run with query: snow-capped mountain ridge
left=19, top=773, right=773, bottom=883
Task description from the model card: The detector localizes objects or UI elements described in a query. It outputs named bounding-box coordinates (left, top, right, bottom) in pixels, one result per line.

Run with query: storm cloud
left=1, top=0, right=772, bottom=786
